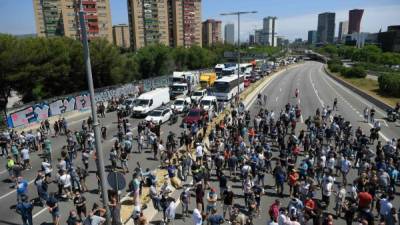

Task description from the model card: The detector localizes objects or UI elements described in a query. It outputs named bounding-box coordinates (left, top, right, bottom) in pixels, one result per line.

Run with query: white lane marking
left=375, top=119, right=388, bottom=127
left=0, top=179, right=35, bottom=200
left=0, top=169, right=7, bottom=175
left=298, top=99, right=301, bottom=105
left=275, top=97, right=278, bottom=102
left=300, top=115, right=304, bottom=123
left=32, top=207, right=48, bottom=219
left=279, top=88, right=282, bottom=92
left=309, top=71, right=324, bottom=107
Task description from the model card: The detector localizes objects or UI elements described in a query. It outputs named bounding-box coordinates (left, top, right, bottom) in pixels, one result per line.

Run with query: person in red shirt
left=304, top=196, right=316, bottom=221
left=268, top=199, right=280, bottom=222
left=358, top=190, right=373, bottom=210
left=288, top=169, right=299, bottom=197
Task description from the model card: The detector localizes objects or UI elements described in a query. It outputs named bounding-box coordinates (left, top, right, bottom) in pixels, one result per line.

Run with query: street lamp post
left=79, top=4, right=111, bottom=225
left=220, top=11, right=257, bottom=104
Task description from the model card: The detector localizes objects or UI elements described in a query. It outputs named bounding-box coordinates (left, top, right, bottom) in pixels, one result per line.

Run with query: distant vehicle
left=240, top=63, right=253, bottom=74
left=221, top=67, right=237, bottom=77
left=132, top=88, right=170, bottom=117
left=199, top=72, right=217, bottom=89
left=213, top=75, right=245, bottom=101
left=170, top=83, right=188, bottom=99
left=244, top=75, right=251, bottom=87
left=191, top=89, right=207, bottom=103
left=214, top=64, right=225, bottom=77
left=200, top=96, right=218, bottom=112
left=171, top=71, right=198, bottom=89
left=170, top=97, right=191, bottom=113
left=145, top=107, right=172, bottom=124
left=182, top=108, right=204, bottom=126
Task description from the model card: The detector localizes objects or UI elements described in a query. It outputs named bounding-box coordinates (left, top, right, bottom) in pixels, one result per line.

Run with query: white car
left=145, top=108, right=172, bottom=124
left=171, top=97, right=191, bottom=113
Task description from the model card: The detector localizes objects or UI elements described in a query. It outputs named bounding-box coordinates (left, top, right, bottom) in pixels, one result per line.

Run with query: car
left=182, top=108, right=204, bottom=126
left=200, top=96, right=218, bottom=112
left=170, top=97, right=191, bottom=113
left=145, top=107, right=172, bottom=124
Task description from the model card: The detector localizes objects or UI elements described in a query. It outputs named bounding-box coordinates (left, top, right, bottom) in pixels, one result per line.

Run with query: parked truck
left=199, top=72, right=217, bottom=89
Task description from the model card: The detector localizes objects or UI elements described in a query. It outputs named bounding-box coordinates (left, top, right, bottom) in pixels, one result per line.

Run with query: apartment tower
left=33, top=0, right=113, bottom=42
left=348, top=9, right=364, bottom=34
left=112, top=24, right=130, bottom=48
left=202, top=19, right=222, bottom=46
left=317, top=12, right=335, bottom=43
left=128, top=0, right=202, bottom=50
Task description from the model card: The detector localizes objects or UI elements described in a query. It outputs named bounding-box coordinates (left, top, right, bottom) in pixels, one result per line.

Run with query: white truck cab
left=132, top=88, right=170, bottom=117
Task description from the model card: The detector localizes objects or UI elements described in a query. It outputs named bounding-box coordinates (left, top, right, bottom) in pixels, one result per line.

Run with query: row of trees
left=319, top=44, right=400, bottom=67
left=0, top=34, right=280, bottom=109
left=327, top=59, right=367, bottom=78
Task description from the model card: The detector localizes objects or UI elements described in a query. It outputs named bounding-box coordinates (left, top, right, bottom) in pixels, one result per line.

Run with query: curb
left=323, top=66, right=393, bottom=111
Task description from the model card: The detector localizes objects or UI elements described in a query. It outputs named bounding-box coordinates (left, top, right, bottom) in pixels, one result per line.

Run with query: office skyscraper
left=224, top=23, right=235, bottom=44
left=317, top=12, right=335, bottom=43
left=348, top=9, right=364, bottom=34
left=263, top=16, right=277, bottom=47
left=307, top=30, right=317, bottom=44
left=338, top=21, right=349, bottom=41
left=202, top=19, right=222, bottom=46
left=33, top=0, right=113, bottom=42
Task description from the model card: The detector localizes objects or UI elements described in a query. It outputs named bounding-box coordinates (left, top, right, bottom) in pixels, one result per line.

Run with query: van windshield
left=200, top=100, right=211, bottom=106
left=174, top=100, right=185, bottom=105
left=172, top=85, right=187, bottom=92
left=135, top=99, right=150, bottom=107
left=193, top=92, right=203, bottom=96
left=149, top=111, right=162, bottom=116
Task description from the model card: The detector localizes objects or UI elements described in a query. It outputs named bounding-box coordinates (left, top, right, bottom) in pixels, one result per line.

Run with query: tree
left=135, top=44, right=172, bottom=79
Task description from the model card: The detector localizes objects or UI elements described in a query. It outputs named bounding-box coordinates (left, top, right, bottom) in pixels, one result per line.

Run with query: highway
left=0, top=61, right=398, bottom=225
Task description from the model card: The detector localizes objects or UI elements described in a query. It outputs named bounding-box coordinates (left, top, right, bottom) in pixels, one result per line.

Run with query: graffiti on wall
left=7, top=83, right=140, bottom=128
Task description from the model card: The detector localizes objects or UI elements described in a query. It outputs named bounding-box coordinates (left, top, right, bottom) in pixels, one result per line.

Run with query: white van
left=170, top=83, right=188, bottom=99
left=200, top=96, right=218, bottom=112
left=191, top=89, right=207, bottom=103
left=132, top=87, right=170, bottom=117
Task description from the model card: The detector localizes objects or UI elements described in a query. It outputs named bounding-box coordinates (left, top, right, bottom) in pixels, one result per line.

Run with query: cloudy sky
left=0, top=0, right=399, bottom=41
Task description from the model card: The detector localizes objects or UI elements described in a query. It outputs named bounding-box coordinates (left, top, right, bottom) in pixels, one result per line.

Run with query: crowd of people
left=1, top=88, right=399, bottom=225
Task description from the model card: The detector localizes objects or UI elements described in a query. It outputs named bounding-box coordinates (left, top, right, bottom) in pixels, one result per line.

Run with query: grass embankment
left=330, top=70, right=400, bottom=107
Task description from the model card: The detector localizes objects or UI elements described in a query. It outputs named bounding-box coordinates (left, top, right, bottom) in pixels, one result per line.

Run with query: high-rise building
left=254, top=29, right=264, bottom=45
left=33, top=0, right=113, bottom=42
left=202, top=19, right=222, bottom=46
left=249, top=34, right=255, bottom=45
left=378, top=25, right=400, bottom=52
left=128, top=0, right=202, bottom=50
left=338, top=21, right=349, bottom=41
left=113, top=24, right=130, bottom=48
left=224, top=23, right=235, bottom=44
left=317, top=12, right=335, bottom=43
left=307, top=30, right=317, bottom=44
left=262, top=16, right=277, bottom=47
left=127, top=0, right=169, bottom=50
left=348, top=9, right=364, bottom=34
left=170, top=0, right=202, bottom=48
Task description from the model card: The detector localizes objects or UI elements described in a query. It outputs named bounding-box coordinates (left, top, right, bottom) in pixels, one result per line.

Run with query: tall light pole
left=79, top=3, right=111, bottom=225
left=220, top=11, right=257, bottom=104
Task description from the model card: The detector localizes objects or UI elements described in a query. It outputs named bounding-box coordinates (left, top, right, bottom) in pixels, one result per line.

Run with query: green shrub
left=340, top=67, right=350, bottom=76
left=327, top=58, right=342, bottom=66
left=343, top=66, right=367, bottom=78
left=329, top=63, right=342, bottom=73
left=378, top=73, right=400, bottom=97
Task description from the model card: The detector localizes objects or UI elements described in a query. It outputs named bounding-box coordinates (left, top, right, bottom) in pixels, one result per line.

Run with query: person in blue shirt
left=207, top=208, right=224, bottom=225
left=16, top=176, right=28, bottom=203
left=16, top=195, right=33, bottom=225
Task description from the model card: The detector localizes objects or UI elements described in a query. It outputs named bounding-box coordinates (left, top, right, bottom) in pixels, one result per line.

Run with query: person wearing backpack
left=273, top=162, right=286, bottom=197
left=180, top=188, right=191, bottom=220
left=16, top=195, right=34, bottom=225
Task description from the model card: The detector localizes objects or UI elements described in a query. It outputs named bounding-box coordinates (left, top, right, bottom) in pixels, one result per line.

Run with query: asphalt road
left=0, top=61, right=398, bottom=225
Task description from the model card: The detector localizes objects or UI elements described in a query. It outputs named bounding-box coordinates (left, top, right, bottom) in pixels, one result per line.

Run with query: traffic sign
left=107, top=171, right=126, bottom=191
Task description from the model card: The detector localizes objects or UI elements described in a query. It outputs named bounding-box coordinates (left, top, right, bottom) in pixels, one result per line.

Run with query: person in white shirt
left=59, top=170, right=72, bottom=199
left=322, top=175, right=333, bottom=207
left=334, top=183, right=347, bottom=217
left=20, top=146, right=31, bottom=170
left=195, top=143, right=203, bottom=164
left=166, top=199, right=177, bottom=224
left=41, top=159, right=52, bottom=180
left=192, top=208, right=202, bottom=225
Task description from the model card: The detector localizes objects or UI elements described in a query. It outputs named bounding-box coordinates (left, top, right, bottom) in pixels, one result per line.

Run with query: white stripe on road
left=0, top=179, right=35, bottom=200
left=32, top=207, right=48, bottom=219
left=375, top=119, right=388, bottom=127
left=275, top=97, right=278, bottom=102
left=309, top=71, right=324, bottom=107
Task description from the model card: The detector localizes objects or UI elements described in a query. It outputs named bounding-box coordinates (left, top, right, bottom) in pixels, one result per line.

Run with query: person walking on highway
left=15, top=195, right=34, bottom=225
left=43, top=136, right=52, bottom=164
left=46, top=193, right=60, bottom=225
left=363, top=107, right=369, bottom=123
